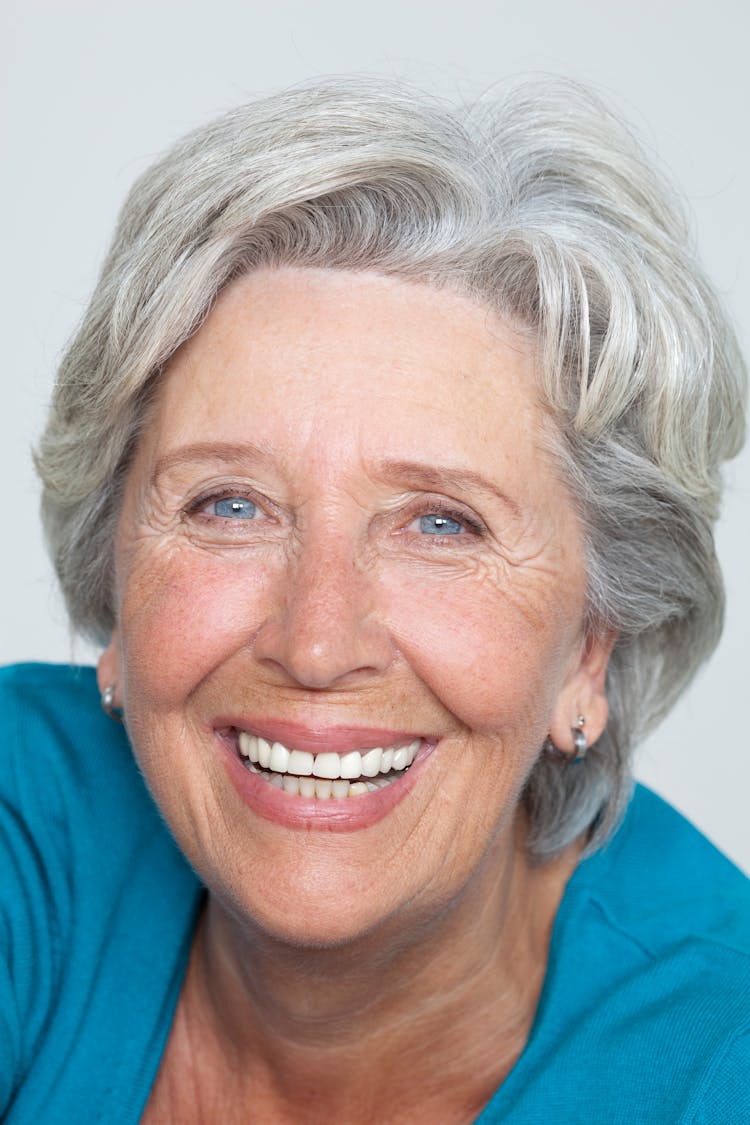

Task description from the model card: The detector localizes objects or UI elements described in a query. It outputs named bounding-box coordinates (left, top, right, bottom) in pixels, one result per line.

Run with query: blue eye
left=419, top=513, right=463, bottom=535
left=212, top=497, right=257, bottom=519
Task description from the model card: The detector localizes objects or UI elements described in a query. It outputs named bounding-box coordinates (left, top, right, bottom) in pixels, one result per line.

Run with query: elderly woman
left=2, top=77, right=748, bottom=1123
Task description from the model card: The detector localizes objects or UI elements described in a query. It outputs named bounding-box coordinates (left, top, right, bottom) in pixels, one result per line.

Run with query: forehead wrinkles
left=135, top=267, right=551, bottom=505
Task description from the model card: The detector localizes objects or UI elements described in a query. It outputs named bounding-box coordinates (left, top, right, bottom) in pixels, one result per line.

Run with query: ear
left=548, top=629, right=617, bottom=755
left=96, top=628, right=123, bottom=707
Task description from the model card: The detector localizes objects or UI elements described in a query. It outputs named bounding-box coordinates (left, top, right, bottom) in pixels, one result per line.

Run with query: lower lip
left=217, top=735, right=437, bottom=832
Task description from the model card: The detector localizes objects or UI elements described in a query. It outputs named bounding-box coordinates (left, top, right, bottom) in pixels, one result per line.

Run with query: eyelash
left=183, top=489, right=486, bottom=539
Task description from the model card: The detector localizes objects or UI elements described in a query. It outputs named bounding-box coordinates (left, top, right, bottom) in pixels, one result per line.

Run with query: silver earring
left=544, top=717, right=587, bottom=764
left=101, top=684, right=123, bottom=722
left=571, top=725, right=588, bottom=761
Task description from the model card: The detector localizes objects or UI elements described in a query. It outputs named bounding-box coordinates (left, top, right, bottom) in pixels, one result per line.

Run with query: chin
left=216, top=875, right=414, bottom=952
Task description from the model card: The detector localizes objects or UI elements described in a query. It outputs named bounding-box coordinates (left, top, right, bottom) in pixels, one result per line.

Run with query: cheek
left=117, top=545, right=275, bottom=705
left=380, top=569, right=577, bottom=735
left=115, top=538, right=579, bottom=744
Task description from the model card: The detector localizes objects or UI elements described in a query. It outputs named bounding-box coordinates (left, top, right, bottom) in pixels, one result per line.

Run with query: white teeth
left=287, top=749, right=314, bottom=776
left=269, top=742, right=290, bottom=772
left=240, top=759, right=416, bottom=800
left=392, top=746, right=410, bottom=771
left=258, top=737, right=272, bottom=768
left=236, top=731, right=423, bottom=797
left=312, top=752, right=341, bottom=780
left=238, top=732, right=255, bottom=760
left=360, top=748, right=382, bottom=777
left=339, top=751, right=363, bottom=779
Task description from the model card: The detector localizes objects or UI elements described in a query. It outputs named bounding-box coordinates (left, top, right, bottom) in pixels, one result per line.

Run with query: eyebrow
left=150, top=441, right=275, bottom=488
left=375, top=459, right=523, bottom=517
left=150, top=442, right=521, bottom=516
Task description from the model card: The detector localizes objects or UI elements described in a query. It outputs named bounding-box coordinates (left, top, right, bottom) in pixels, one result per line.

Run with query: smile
left=236, top=732, right=421, bottom=799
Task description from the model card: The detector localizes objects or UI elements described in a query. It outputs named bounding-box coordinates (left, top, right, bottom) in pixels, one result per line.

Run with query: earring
left=101, top=684, right=123, bottom=723
left=544, top=716, right=587, bottom=763
left=571, top=725, right=587, bottom=761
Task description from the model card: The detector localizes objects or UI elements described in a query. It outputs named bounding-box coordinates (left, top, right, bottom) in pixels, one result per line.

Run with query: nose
left=252, top=529, right=394, bottom=690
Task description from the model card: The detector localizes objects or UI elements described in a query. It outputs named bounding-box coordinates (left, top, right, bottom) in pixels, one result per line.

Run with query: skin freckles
left=99, top=266, right=614, bottom=1122
left=101, top=266, right=610, bottom=936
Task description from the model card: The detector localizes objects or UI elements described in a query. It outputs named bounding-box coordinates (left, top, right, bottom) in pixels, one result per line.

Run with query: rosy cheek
left=380, top=578, right=562, bottom=732
left=119, top=551, right=276, bottom=702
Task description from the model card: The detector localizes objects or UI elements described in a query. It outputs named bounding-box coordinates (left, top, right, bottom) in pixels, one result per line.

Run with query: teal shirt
left=1, top=663, right=748, bottom=1123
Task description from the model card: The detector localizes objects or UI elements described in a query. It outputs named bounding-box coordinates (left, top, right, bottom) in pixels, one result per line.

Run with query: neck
left=179, top=817, right=581, bottom=1123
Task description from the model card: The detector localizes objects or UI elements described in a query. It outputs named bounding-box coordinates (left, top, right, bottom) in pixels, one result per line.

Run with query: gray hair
left=36, top=76, right=747, bottom=860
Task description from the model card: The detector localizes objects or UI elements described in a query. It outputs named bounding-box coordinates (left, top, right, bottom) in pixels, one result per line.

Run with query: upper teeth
left=237, top=733, right=420, bottom=779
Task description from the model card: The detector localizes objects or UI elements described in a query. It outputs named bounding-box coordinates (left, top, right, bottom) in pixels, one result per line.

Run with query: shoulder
left=552, top=785, right=750, bottom=1120
left=0, top=661, right=122, bottom=777
left=492, top=787, right=749, bottom=1121
left=0, top=664, right=199, bottom=1120
left=0, top=662, right=159, bottom=863
left=0, top=659, right=118, bottom=752
left=0, top=660, right=155, bottom=1016
left=586, top=783, right=750, bottom=958
left=578, top=784, right=750, bottom=1040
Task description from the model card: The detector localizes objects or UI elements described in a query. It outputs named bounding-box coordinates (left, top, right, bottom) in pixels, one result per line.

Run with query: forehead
left=144, top=267, right=549, bottom=488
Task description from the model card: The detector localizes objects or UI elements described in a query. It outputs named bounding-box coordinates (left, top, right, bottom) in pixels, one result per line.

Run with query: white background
left=2, top=1, right=748, bottom=871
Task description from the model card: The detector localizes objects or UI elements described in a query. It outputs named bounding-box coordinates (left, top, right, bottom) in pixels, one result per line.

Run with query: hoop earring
left=544, top=718, right=587, bottom=764
left=101, top=684, right=124, bottom=723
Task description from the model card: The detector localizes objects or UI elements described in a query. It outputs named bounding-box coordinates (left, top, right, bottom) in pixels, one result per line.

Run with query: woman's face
left=100, top=267, right=610, bottom=946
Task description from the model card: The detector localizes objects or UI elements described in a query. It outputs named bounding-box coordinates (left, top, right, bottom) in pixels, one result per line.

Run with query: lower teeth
left=242, top=760, right=401, bottom=799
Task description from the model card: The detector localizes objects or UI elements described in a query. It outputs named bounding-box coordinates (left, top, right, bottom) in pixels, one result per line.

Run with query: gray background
left=2, top=1, right=748, bottom=871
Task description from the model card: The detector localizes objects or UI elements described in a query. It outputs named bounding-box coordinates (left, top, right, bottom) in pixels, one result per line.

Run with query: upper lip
left=215, top=717, right=431, bottom=754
